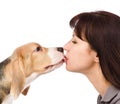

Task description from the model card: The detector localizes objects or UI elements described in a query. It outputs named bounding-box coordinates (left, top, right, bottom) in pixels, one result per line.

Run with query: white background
left=0, top=0, right=119, bottom=104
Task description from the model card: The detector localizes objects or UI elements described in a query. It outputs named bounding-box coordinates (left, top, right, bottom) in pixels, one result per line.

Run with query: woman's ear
left=95, top=54, right=99, bottom=63
left=94, top=52, right=99, bottom=63
left=91, top=50, right=99, bottom=63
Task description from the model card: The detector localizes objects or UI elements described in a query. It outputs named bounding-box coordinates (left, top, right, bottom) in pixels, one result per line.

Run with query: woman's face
left=64, top=34, right=98, bottom=74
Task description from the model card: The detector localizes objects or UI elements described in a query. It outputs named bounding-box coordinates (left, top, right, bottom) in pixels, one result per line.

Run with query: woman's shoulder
left=114, top=91, right=120, bottom=104
left=97, top=86, right=120, bottom=104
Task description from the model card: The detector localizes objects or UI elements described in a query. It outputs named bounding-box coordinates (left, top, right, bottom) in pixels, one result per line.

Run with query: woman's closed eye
left=72, top=40, right=77, bottom=44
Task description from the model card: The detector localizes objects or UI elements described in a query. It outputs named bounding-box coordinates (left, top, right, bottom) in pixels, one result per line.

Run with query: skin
left=64, top=34, right=111, bottom=96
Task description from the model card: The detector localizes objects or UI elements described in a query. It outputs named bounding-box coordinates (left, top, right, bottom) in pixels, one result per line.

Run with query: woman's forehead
left=73, top=30, right=87, bottom=41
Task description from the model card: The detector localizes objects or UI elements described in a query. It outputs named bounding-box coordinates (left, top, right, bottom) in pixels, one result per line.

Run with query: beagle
left=0, top=42, right=64, bottom=104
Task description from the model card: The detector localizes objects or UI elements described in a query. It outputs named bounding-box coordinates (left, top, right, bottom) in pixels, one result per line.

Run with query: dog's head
left=5, top=42, right=64, bottom=99
left=14, top=42, right=64, bottom=76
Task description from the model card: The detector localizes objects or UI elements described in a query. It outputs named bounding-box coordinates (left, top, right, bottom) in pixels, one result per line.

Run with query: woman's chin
left=66, top=66, right=73, bottom=72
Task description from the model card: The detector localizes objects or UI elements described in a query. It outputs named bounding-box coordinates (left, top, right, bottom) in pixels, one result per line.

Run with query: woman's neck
left=85, top=66, right=111, bottom=96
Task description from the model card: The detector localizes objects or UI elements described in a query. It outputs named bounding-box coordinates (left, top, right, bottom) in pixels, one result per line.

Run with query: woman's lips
left=64, top=56, right=68, bottom=63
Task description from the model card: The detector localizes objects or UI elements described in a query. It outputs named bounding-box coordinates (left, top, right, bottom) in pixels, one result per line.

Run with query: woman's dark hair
left=69, top=11, right=120, bottom=89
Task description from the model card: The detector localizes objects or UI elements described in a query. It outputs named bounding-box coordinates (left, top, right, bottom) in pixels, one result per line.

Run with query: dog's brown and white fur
left=0, top=42, right=64, bottom=104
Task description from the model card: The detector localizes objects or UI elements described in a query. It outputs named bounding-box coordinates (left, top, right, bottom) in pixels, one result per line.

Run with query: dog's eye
left=36, top=46, right=41, bottom=52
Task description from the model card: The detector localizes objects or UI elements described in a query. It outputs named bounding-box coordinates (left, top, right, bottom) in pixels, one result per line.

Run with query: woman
left=64, top=11, right=120, bottom=104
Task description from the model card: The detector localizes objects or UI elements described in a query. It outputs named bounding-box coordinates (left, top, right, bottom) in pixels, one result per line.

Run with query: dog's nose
left=57, top=47, right=64, bottom=53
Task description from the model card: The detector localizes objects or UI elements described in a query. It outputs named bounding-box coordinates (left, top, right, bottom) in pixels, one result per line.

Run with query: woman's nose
left=63, top=43, right=68, bottom=51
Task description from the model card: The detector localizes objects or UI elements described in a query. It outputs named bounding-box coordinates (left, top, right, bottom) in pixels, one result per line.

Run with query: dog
left=0, top=42, right=64, bottom=104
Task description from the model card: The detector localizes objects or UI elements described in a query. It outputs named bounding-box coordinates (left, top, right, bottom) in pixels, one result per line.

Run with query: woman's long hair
left=70, top=11, right=120, bottom=89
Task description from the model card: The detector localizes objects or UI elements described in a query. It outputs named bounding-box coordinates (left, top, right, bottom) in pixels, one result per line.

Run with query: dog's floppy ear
left=10, top=58, right=25, bottom=99
left=22, top=86, right=30, bottom=96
